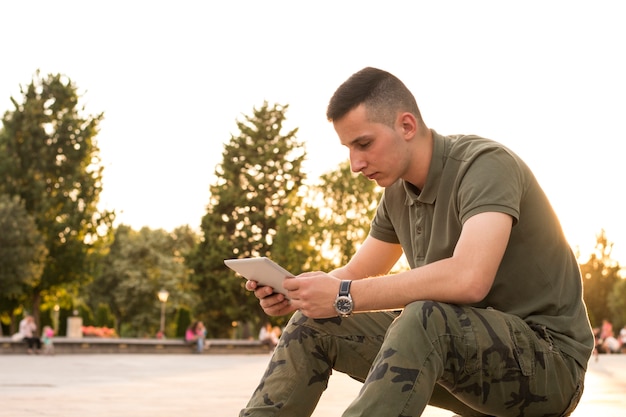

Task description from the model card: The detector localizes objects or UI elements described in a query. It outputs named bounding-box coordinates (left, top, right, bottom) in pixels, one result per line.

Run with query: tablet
left=224, top=257, right=294, bottom=298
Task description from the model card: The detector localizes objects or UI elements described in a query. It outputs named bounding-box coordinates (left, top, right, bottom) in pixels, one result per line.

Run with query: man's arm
left=329, top=235, right=404, bottom=280
left=286, top=211, right=512, bottom=317
left=246, top=234, right=403, bottom=317
left=352, top=211, right=512, bottom=310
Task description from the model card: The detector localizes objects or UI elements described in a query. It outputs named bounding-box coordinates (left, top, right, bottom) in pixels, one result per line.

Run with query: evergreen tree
left=188, top=102, right=306, bottom=337
left=0, top=71, right=113, bottom=323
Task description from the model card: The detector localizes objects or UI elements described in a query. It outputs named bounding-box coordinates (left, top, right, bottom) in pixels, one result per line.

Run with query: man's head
left=327, top=68, right=431, bottom=188
left=326, top=67, right=424, bottom=129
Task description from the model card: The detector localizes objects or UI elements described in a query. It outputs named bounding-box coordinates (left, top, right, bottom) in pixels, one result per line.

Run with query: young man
left=241, top=67, right=593, bottom=416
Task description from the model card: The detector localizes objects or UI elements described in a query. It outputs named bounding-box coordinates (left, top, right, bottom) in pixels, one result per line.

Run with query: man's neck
left=402, top=128, right=433, bottom=189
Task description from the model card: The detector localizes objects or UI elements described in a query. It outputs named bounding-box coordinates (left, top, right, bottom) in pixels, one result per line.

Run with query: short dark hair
left=326, top=67, right=423, bottom=127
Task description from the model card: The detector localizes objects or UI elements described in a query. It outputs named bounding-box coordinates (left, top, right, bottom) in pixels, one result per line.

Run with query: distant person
left=598, top=319, right=621, bottom=354
left=600, top=318, right=613, bottom=341
left=18, top=315, right=41, bottom=354
left=597, top=319, right=614, bottom=354
left=41, top=325, right=55, bottom=355
left=241, top=67, right=594, bottom=417
left=258, top=322, right=279, bottom=350
left=602, top=333, right=621, bottom=354
left=185, top=321, right=207, bottom=353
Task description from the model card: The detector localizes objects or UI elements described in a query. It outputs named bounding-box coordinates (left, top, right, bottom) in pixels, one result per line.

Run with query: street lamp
left=157, top=289, right=169, bottom=337
left=52, top=304, right=60, bottom=333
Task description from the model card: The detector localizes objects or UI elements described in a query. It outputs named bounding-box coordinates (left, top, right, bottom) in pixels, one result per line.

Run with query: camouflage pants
left=240, top=301, right=585, bottom=417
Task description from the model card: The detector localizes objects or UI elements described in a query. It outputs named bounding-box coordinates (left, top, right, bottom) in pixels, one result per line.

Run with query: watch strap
left=339, top=280, right=351, bottom=296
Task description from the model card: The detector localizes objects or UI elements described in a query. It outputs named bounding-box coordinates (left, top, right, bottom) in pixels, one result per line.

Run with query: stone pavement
left=0, top=352, right=624, bottom=416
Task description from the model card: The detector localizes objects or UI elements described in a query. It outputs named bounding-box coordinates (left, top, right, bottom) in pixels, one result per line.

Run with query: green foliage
left=308, top=160, right=382, bottom=268
left=216, top=101, right=306, bottom=259
left=189, top=102, right=306, bottom=337
left=0, top=194, right=48, bottom=312
left=0, top=71, right=114, bottom=323
left=86, top=225, right=198, bottom=337
left=93, top=303, right=116, bottom=328
left=607, top=275, right=626, bottom=329
left=271, top=191, right=324, bottom=273
left=581, top=230, right=622, bottom=327
left=175, top=307, right=192, bottom=338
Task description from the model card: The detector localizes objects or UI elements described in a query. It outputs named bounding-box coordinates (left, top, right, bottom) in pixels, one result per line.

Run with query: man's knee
left=394, top=300, right=460, bottom=335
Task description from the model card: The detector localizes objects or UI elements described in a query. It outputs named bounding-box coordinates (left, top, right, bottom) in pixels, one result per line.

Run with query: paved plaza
left=0, top=352, right=624, bottom=416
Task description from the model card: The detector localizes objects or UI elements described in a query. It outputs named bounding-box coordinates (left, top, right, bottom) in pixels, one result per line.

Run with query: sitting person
left=18, top=315, right=41, bottom=354
left=185, top=321, right=207, bottom=353
left=241, top=67, right=593, bottom=417
left=258, top=322, right=280, bottom=350
left=602, top=333, right=622, bottom=354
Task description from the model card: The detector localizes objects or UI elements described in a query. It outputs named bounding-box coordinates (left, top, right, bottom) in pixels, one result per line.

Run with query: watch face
left=335, top=296, right=353, bottom=315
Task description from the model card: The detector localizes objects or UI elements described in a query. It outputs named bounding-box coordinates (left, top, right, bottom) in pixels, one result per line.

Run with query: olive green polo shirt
left=370, top=130, right=593, bottom=368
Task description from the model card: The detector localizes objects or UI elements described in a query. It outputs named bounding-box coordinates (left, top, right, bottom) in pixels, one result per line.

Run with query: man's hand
left=245, top=280, right=296, bottom=317
left=245, top=272, right=342, bottom=318
left=283, top=272, right=341, bottom=318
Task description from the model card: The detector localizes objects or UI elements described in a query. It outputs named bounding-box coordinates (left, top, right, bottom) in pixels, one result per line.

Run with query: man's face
left=333, top=104, right=408, bottom=187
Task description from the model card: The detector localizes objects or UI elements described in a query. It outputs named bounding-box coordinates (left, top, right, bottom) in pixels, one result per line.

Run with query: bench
left=0, top=336, right=271, bottom=355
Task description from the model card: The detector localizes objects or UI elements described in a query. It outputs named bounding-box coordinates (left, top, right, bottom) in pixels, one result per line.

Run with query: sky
left=1, top=1, right=624, bottom=264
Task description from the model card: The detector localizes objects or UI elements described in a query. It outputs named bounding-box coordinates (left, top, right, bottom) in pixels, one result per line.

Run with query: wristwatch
left=334, top=280, right=354, bottom=317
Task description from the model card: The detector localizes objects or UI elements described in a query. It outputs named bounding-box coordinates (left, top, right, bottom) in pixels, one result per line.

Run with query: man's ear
left=398, top=112, right=418, bottom=139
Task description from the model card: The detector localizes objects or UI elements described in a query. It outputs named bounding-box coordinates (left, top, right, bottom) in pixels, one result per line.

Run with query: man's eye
left=358, top=141, right=371, bottom=149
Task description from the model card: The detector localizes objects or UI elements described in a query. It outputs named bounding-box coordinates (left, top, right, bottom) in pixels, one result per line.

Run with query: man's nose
left=350, top=151, right=366, bottom=173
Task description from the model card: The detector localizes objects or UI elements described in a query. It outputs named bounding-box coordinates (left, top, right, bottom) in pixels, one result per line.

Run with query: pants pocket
left=507, top=318, right=538, bottom=377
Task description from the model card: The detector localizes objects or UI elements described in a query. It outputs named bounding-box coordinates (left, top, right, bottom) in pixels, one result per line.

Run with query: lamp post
left=157, top=289, right=169, bottom=337
left=52, top=304, right=60, bottom=334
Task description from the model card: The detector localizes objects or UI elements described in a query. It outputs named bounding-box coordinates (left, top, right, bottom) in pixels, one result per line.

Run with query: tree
left=87, top=225, right=198, bottom=337
left=307, top=160, right=382, bottom=268
left=188, top=102, right=306, bottom=337
left=270, top=190, right=324, bottom=273
left=0, top=71, right=114, bottom=323
left=608, top=277, right=626, bottom=330
left=580, top=230, right=621, bottom=327
left=0, top=194, right=48, bottom=333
